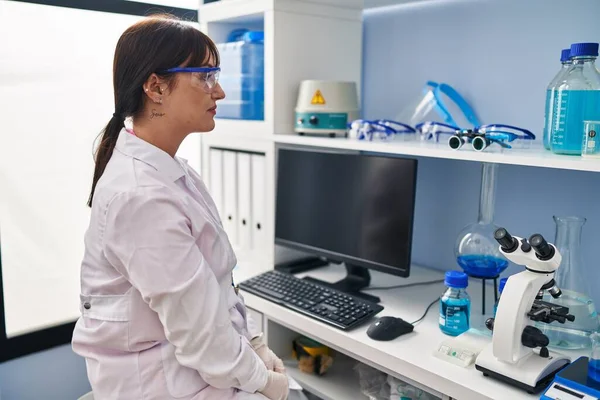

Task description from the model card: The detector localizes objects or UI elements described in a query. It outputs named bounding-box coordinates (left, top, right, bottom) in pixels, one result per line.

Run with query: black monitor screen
left=275, top=148, right=417, bottom=277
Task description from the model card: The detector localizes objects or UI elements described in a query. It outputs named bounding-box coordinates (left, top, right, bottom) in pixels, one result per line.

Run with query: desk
left=234, top=263, right=587, bottom=400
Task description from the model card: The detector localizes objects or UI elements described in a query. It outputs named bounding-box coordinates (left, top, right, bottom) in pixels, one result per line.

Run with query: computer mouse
left=367, top=316, right=414, bottom=341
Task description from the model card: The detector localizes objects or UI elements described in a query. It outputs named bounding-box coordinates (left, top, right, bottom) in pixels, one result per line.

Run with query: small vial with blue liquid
left=493, top=277, right=508, bottom=317
left=439, top=271, right=471, bottom=336
left=551, top=42, right=600, bottom=155
left=589, top=332, right=600, bottom=382
left=543, top=48, right=571, bottom=150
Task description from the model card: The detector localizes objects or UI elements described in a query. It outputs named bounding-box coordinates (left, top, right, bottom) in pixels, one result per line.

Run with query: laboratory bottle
left=551, top=42, right=600, bottom=155
left=439, top=271, right=471, bottom=336
left=543, top=48, right=571, bottom=150
left=493, top=277, right=508, bottom=317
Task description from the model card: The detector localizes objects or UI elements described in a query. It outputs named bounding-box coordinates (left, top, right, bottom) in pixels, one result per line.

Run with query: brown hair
left=87, top=14, right=219, bottom=207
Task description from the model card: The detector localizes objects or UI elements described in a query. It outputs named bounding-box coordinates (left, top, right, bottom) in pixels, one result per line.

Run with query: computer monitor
left=275, top=147, right=418, bottom=302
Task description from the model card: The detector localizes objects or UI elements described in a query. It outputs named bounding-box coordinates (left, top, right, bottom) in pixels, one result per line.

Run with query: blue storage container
left=216, top=30, right=264, bottom=120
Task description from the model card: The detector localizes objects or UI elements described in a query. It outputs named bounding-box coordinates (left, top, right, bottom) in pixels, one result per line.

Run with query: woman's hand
left=251, top=334, right=286, bottom=373
left=259, top=370, right=289, bottom=400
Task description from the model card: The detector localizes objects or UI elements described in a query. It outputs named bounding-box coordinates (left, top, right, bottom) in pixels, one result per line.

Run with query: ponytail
left=87, top=115, right=125, bottom=207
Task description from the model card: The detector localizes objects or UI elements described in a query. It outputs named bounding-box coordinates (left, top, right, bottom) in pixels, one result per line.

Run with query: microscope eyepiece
left=529, top=234, right=555, bottom=261
left=494, top=228, right=518, bottom=253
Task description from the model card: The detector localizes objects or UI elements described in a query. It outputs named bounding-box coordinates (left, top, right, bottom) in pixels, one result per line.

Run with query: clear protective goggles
left=160, top=67, right=221, bottom=93
left=348, top=119, right=417, bottom=141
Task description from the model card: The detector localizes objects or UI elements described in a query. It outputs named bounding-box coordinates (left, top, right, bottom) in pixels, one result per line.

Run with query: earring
left=158, top=98, right=163, bottom=104
left=145, top=88, right=149, bottom=92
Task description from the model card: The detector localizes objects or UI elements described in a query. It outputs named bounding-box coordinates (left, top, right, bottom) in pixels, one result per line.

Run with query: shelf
left=285, top=353, right=368, bottom=400
left=273, top=134, right=600, bottom=173
left=199, top=0, right=363, bottom=23
left=199, top=0, right=269, bottom=23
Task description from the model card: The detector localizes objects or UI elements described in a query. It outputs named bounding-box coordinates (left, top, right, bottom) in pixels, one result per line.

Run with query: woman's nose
left=213, top=83, right=225, bottom=100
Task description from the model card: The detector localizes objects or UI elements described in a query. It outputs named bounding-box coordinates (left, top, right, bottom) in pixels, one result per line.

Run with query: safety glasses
left=415, top=122, right=458, bottom=142
left=160, top=67, right=221, bottom=93
left=348, top=119, right=417, bottom=141
left=349, top=119, right=536, bottom=151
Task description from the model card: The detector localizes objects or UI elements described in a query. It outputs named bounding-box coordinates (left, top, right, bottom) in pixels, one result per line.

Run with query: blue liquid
left=589, top=359, right=600, bottom=382
left=543, top=89, right=554, bottom=150
left=552, top=90, right=600, bottom=155
left=439, top=298, right=470, bottom=336
left=457, top=255, right=508, bottom=278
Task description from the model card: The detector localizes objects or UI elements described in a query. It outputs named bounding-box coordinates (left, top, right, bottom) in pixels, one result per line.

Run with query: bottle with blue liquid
left=439, top=271, right=471, bottom=336
left=493, top=277, right=508, bottom=317
left=543, top=48, right=572, bottom=150
left=551, top=42, right=600, bottom=155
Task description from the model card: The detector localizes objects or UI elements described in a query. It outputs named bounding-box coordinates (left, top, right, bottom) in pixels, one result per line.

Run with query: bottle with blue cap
left=439, top=271, right=471, bottom=336
left=551, top=42, right=600, bottom=155
left=493, top=277, right=508, bottom=317
left=543, top=48, right=572, bottom=150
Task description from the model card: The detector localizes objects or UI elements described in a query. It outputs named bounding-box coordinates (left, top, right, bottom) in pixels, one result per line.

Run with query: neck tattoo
left=150, top=109, right=165, bottom=119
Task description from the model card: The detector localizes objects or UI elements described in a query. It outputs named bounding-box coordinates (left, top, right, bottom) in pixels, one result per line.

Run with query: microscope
left=475, top=227, right=576, bottom=394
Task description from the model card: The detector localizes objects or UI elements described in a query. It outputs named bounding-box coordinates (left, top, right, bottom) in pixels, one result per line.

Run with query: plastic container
left=216, top=30, right=264, bottom=120
left=493, top=277, right=508, bottom=317
left=439, top=271, right=471, bottom=336
left=543, top=48, right=571, bottom=150
left=551, top=42, right=600, bottom=155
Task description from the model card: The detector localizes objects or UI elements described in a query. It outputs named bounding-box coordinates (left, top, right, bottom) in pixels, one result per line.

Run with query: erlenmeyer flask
left=539, top=216, right=599, bottom=349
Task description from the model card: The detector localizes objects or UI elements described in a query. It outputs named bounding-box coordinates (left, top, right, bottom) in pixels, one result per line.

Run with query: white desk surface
left=234, top=263, right=586, bottom=400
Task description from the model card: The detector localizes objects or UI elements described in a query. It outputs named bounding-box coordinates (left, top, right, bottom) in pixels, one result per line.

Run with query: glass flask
left=455, top=163, right=508, bottom=278
left=539, top=216, right=599, bottom=350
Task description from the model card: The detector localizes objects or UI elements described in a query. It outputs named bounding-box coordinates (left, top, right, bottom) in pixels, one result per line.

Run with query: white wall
left=0, top=1, right=202, bottom=338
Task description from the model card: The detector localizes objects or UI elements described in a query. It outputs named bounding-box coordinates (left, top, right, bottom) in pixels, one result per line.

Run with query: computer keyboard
left=238, top=270, right=384, bottom=330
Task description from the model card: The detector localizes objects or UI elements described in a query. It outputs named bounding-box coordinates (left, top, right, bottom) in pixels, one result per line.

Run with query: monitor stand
left=303, top=264, right=381, bottom=304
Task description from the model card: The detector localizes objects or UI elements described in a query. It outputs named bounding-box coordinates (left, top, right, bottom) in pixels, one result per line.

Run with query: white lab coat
left=72, top=129, right=269, bottom=400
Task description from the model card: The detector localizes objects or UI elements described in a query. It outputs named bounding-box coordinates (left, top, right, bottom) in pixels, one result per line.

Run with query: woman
left=72, top=15, right=288, bottom=400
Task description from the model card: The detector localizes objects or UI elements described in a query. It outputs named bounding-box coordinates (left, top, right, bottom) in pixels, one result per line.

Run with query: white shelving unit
left=197, top=1, right=599, bottom=399
left=274, top=134, right=600, bottom=173
left=198, top=0, right=363, bottom=268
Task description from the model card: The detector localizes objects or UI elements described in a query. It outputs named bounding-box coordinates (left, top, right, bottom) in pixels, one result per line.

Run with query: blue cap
left=445, top=271, right=468, bottom=289
left=499, top=277, right=508, bottom=294
left=242, top=31, right=264, bottom=43
left=570, top=42, right=599, bottom=58
left=560, top=48, right=571, bottom=62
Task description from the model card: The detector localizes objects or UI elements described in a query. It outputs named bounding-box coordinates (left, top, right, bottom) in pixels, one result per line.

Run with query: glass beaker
left=589, top=332, right=600, bottom=382
left=455, top=163, right=508, bottom=279
left=539, top=216, right=600, bottom=349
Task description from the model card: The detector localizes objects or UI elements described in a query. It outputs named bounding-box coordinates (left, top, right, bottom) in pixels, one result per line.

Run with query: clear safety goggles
left=415, top=121, right=458, bottom=142
left=348, top=119, right=417, bottom=141
left=160, top=67, right=221, bottom=93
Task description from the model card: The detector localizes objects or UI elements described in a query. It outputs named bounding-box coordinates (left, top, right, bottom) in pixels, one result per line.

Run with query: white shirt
left=72, top=128, right=268, bottom=400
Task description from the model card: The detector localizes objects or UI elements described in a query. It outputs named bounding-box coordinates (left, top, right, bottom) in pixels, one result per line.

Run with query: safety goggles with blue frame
left=159, top=67, right=221, bottom=93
